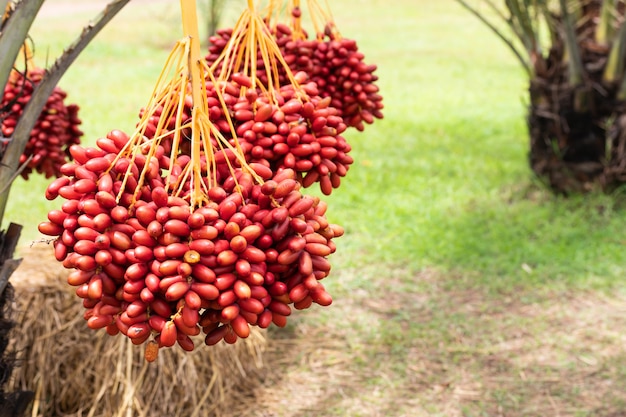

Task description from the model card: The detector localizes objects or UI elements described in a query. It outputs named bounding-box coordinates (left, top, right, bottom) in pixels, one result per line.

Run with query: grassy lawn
left=6, top=0, right=626, bottom=416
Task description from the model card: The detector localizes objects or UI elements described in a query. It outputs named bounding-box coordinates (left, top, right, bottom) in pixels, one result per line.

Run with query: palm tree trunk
left=528, top=0, right=626, bottom=193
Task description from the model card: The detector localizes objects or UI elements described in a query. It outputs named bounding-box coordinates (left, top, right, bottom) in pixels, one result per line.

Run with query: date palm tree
left=456, top=0, right=626, bottom=193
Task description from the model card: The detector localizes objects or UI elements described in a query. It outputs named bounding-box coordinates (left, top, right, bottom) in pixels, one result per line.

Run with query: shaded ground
left=8, top=247, right=626, bottom=417
left=233, top=268, right=626, bottom=417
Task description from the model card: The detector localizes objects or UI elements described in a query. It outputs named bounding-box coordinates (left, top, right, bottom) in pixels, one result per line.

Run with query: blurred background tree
left=204, top=0, right=226, bottom=36
left=456, top=0, right=626, bottom=194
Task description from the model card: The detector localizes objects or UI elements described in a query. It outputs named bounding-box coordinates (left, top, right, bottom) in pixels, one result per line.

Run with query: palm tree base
left=528, top=69, right=626, bottom=194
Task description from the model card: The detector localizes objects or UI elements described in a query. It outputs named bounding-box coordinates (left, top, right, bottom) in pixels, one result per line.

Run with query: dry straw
left=7, top=245, right=267, bottom=417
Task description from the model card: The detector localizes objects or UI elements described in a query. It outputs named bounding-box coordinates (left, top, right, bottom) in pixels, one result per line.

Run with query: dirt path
left=235, top=269, right=626, bottom=417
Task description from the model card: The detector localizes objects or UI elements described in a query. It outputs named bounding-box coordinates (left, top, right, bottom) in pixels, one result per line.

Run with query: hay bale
left=7, top=245, right=267, bottom=417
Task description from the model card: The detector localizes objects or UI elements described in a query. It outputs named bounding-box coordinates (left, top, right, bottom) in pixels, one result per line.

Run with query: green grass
left=5, top=1, right=626, bottom=416
left=323, top=0, right=626, bottom=294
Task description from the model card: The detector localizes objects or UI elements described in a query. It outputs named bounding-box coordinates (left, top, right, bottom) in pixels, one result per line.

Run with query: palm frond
left=559, top=0, right=585, bottom=85
left=596, top=0, right=617, bottom=43
left=604, top=20, right=626, bottom=84
left=455, top=0, right=533, bottom=74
